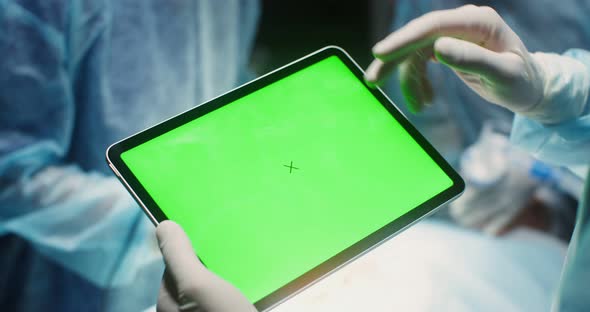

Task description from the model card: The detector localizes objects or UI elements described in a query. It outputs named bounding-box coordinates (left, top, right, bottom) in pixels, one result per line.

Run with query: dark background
left=251, top=0, right=395, bottom=75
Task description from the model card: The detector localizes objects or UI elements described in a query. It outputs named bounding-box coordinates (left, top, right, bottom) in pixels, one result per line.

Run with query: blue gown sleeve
left=0, top=1, right=153, bottom=287
left=554, top=173, right=590, bottom=312
left=511, top=49, right=590, bottom=170
left=510, top=49, right=590, bottom=311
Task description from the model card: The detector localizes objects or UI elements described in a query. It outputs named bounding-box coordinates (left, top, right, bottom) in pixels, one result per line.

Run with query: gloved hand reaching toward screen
left=365, top=5, right=589, bottom=125
left=156, top=221, right=257, bottom=312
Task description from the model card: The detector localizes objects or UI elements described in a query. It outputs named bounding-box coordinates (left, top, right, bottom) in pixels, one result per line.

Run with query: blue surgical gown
left=0, top=1, right=259, bottom=311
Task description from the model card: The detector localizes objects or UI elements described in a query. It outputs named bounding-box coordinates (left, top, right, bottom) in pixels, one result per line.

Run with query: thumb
left=433, top=36, right=511, bottom=78
left=157, top=220, right=207, bottom=287
left=156, top=221, right=257, bottom=311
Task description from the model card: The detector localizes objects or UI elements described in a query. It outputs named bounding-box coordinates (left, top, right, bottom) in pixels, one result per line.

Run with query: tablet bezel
left=106, top=46, right=464, bottom=311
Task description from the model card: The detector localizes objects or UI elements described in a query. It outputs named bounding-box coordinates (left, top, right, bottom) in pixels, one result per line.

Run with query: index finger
left=372, top=5, right=502, bottom=62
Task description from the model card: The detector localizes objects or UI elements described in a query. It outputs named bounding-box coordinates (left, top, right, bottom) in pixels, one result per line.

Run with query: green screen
left=121, top=56, right=453, bottom=302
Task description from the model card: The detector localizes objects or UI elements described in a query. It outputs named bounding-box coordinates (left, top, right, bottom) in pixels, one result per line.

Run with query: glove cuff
left=520, top=52, right=590, bottom=124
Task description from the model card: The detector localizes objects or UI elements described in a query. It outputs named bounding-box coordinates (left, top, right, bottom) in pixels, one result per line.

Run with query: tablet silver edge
left=105, top=45, right=465, bottom=311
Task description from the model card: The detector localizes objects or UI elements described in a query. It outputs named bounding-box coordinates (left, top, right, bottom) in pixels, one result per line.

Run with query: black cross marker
left=283, top=161, right=299, bottom=173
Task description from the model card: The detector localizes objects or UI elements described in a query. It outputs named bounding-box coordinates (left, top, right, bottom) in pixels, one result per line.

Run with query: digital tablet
left=106, top=46, right=464, bottom=311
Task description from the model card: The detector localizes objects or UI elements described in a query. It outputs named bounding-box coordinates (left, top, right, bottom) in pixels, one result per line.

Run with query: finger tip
left=371, top=44, right=382, bottom=56
left=156, top=220, right=180, bottom=241
left=372, top=43, right=390, bottom=60
left=157, top=219, right=177, bottom=230
left=363, top=75, right=380, bottom=89
left=433, top=36, right=455, bottom=49
left=364, top=65, right=382, bottom=88
left=364, top=79, right=376, bottom=89
left=433, top=37, right=459, bottom=65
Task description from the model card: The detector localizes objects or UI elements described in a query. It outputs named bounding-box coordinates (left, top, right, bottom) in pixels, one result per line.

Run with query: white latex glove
left=365, top=5, right=588, bottom=124
left=156, top=220, right=257, bottom=312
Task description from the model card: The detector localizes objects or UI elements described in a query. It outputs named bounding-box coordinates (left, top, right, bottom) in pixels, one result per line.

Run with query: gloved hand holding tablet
left=106, top=46, right=464, bottom=311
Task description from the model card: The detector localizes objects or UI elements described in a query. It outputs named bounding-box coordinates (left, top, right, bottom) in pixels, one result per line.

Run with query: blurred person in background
left=0, top=1, right=259, bottom=311
left=366, top=2, right=590, bottom=311
left=381, top=0, right=588, bottom=240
